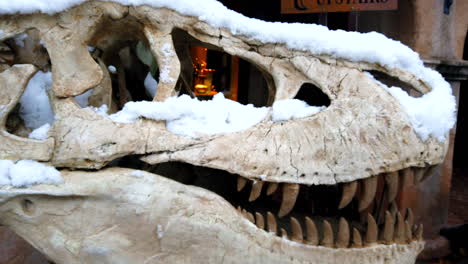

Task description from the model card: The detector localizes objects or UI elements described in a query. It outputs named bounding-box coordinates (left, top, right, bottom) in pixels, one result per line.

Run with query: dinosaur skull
left=0, top=1, right=455, bottom=263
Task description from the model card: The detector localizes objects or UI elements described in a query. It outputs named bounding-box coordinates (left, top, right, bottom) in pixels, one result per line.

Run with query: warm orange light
left=191, top=46, right=217, bottom=97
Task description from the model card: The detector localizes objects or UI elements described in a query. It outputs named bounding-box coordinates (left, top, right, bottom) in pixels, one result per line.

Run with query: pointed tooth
left=246, top=212, right=255, bottom=224
left=415, top=224, right=423, bottom=241
left=338, top=181, right=357, bottom=209
left=384, top=171, right=399, bottom=203
left=413, top=167, right=425, bottom=184
left=290, top=217, right=303, bottom=243
left=321, top=220, right=334, bottom=247
left=237, top=177, right=247, bottom=192
left=281, top=228, right=288, bottom=239
left=381, top=211, right=394, bottom=244
left=394, top=212, right=406, bottom=244
left=400, top=168, right=413, bottom=189
left=266, top=182, right=279, bottom=195
left=249, top=181, right=264, bottom=202
left=423, top=165, right=438, bottom=181
left=242, top=209, right=247, bottom=218
left=305, top=217, right=319, bottom=246
left=336, top=217, right=350, bottom=248
left=359, top=176, right=378, bottom=211
left=406, top=208, right=414, bottom=227
left=236, top=206, right=242, bottom=213
left=405, top=220, right=412, bottom=242
left=278, top=183, right=299, bottom=217
left=352, top=228, right=363, bottom=248
left=255, top=212, right=265, bottom=229
left=365, top=214, right=378, bottom=246
left=267, top=212, right=277, bottom=234
left=389, top=201, right=398, bottom=220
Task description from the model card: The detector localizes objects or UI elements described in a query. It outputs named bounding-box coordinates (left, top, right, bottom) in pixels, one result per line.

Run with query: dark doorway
left=453, top=34, right=468, bottom=169
left=449, top=33, right=468, bottom=227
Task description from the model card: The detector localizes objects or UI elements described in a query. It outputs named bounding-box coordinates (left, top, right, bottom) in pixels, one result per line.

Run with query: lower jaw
left=115, top=157, right=432, bottom=251
left=1, top=167, right=426, bottom=264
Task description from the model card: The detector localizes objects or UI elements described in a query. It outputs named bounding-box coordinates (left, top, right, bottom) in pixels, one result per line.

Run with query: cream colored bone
left=0, top=169, right=424, bottom=264
left=0, top=1, right=451, bottom=263
left=0, top=65, right=54, bottom=160
left=143, top=26, right=180, bottom=101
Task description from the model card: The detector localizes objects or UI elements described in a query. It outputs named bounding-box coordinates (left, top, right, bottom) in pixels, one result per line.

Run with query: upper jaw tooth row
left=236, top=207, right=423, bottom=248
left=237, top=165, right=437, bottom=217
left=233, top=165, right=436, bottom=248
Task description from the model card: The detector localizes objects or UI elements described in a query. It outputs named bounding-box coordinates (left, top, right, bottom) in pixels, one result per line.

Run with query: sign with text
left=281, top=0, right=398, bottom=14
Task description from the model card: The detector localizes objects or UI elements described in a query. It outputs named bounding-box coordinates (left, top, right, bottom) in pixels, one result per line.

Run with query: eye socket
left=20, top=198, right=36, bottom=216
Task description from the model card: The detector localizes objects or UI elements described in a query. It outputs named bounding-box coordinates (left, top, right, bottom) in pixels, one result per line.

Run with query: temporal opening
left=367, top=70, right=423, bottom=98
left=294, top=83, right=331, bottom=107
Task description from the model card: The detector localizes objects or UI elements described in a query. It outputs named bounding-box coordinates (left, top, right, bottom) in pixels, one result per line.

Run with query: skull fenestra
left=0, top=1, right=454, bottom=263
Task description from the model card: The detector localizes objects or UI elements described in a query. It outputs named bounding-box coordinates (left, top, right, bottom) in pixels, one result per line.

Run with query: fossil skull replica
left=0, top=0, right=456, bottom=263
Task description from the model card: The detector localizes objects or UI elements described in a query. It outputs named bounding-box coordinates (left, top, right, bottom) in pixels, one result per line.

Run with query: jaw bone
left=0, top=168, right=424, bottom=264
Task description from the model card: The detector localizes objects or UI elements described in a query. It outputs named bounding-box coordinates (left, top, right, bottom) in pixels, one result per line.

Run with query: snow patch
left=90, top=104, right=109, bottom=117
left=28, top=123, right=51, bottom=140
left=107, top=93, right=269, bottom=137
left=159, top=43, right=175, bottom=83
left=0, top=160, right=63, bottom=188
left=108, top=65, right=117, bottom=74
left=39, top=39, right=46, bottom=48
left=367, top=73, right=454, bottom=141
left=144, top=72, right=158, bottom=98
left=75, top=89, right=94, bottom=108
left=14, top=33, right=28, bottom=47
left=157, top=224, right=164, bottom=239
left=74, top=89, right=94, bottom=108
left=0, top=160, right=13, bottom=186
left=272, top=99, right=325, bottom=122
left=130, top=170, right=145, bottom=178
left=19, top=71, right=54, bottom=129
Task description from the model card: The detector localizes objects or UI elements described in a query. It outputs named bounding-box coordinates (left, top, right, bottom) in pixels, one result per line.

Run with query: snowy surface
left=39, top=39, right=46, bottom=48
left=91, top=104, right=109, bottom=116
left=74, top=88, right=94, bottom=107
left=28, top=123, right=51, bottom=140
left=144, top=72, right=158, bottom=98
left=94, top=94, right=325, bottom=138
left=366, top=73, right=453, bottom=141
left=272, top=99, right=325, bottom=122
left=0, top=160, right=63, bottom=188
left=0, top=0, right=455, bottom=141
left=108, top=65, right=117, bottom=74
left=157, top=224, right=164, bottom=239
left=107, top=93, right=269, bottom=137
left=130, top=170, right=145, bottom=178
left=19, top=71, right=54, bottom=129
left=159, top=43, right=175, bottom=83
left=14, top=33, right=28, bottom=47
